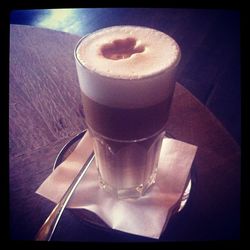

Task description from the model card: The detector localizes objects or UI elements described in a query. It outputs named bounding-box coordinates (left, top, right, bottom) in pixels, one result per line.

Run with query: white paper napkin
left=36, top=131, right=197, bottom=239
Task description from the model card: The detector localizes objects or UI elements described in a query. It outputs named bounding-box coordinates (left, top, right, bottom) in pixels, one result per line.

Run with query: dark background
left=10, top=8, right=241, bottom=145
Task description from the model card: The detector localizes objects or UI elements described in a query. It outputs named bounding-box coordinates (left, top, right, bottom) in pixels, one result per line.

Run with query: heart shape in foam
left=101, top=37, right=145, bottom=60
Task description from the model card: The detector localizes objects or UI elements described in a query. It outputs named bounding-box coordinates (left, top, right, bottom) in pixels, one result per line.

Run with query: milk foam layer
left=75, top=26, right=181, bottom=108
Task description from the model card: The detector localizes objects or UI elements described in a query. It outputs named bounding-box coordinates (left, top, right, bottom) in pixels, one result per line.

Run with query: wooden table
left=9, top=24, right=240, bottom=241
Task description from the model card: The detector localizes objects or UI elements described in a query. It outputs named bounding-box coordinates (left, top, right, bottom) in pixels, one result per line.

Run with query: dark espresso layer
left=81, top=92, right=173, bottom=140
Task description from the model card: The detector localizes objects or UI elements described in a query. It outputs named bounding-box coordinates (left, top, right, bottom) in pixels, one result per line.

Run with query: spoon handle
left=35, top=152, right=95, bottom=241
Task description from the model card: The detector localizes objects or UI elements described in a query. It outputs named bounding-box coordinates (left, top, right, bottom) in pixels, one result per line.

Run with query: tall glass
left=74, top=26, right=181, bottom=199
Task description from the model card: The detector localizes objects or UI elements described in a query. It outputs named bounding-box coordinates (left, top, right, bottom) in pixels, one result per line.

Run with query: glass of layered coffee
left=74, top=26, right=181, bottom=199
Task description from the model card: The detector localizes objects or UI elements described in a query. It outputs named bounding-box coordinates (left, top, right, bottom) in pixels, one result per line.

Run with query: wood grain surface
left=9, top=24, right=240, bottom=241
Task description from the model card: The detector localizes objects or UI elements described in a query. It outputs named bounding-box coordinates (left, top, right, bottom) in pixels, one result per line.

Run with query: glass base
left=91, top=128, right=165, bottom=199
left=98, top=168, right=158, bottom=199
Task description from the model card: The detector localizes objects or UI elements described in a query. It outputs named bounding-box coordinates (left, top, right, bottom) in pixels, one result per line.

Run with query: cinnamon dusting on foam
left=101, top=37, right=145, bottom=60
